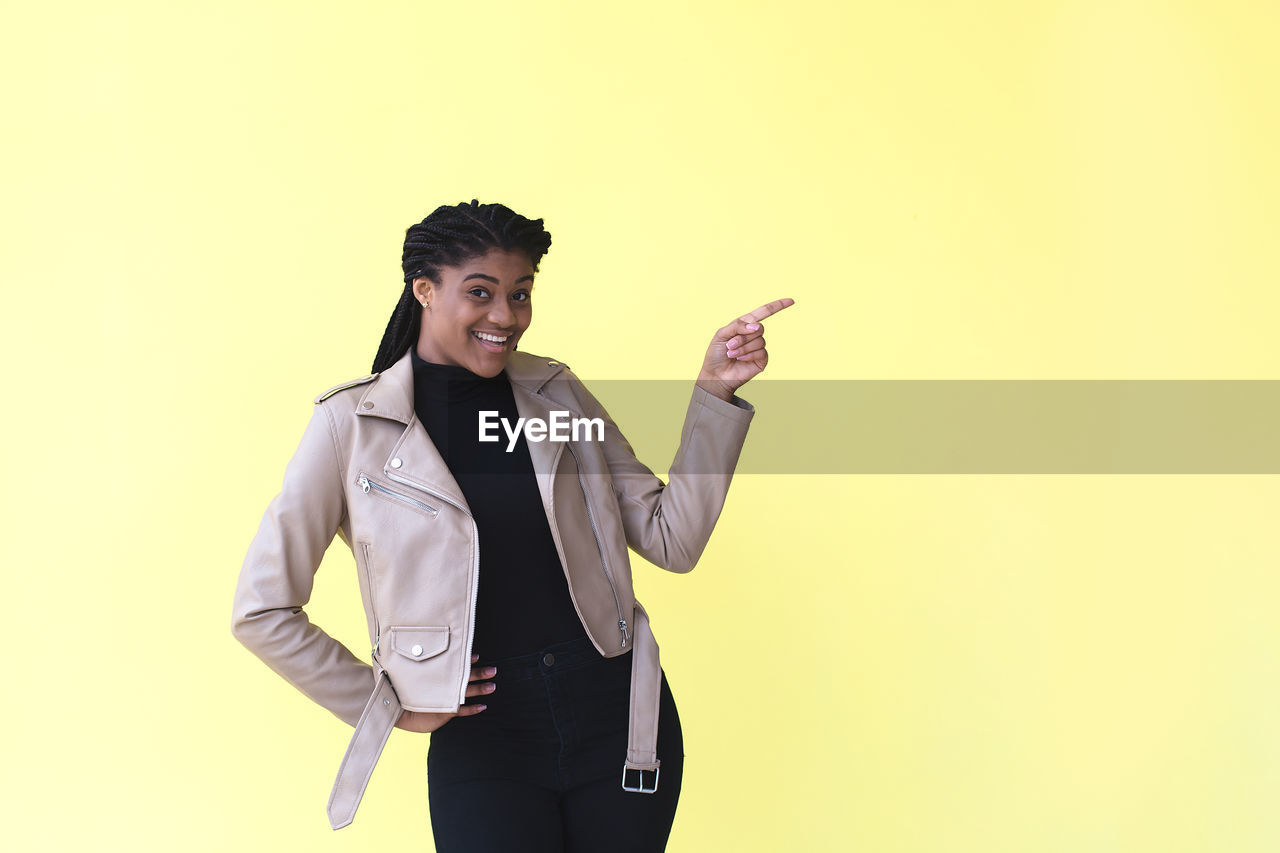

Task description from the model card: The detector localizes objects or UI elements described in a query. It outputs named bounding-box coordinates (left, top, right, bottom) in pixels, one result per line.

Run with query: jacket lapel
left=510, top=380, right=566, bottom=517
left=350, top=347, right=573, bottom=516
left=353, top=346, right=469, bottom=511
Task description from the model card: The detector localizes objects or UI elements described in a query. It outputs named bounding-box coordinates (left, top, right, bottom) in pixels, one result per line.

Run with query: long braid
left=371, top=199, right=552, bottom=374
left=370, top=288, right=421, bottom=377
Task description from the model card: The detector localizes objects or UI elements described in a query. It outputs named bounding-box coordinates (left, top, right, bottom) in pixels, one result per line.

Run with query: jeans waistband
left=480, top=632, right=628, bottom=682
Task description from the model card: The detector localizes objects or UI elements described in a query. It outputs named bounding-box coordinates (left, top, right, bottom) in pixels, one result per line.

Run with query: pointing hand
left=696, top=298, right=796, bottom=402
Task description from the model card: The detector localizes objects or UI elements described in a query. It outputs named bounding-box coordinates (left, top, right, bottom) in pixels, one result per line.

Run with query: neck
left=410, top=346, right=505, bottom=402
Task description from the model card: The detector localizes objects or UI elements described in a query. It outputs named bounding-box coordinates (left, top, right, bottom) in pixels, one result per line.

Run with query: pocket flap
left=389, top=626, right=450, bottom=661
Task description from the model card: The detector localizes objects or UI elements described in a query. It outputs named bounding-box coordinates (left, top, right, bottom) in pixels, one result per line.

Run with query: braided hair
left=371, top=199, right=553, bottom=373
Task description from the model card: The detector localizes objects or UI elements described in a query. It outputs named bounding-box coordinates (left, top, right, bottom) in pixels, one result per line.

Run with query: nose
left=487, top=299, right=515, bottom=329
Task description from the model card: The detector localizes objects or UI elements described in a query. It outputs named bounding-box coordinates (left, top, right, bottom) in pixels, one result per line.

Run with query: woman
left=231, top=199, right=792, bottom=851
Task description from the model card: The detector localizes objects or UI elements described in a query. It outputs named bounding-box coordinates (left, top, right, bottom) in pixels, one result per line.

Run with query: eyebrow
left=463, top=273, right=534, bottom=285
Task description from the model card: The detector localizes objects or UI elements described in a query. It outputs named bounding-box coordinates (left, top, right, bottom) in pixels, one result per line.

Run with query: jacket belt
left=326, top=666, right=401, bottom=829
left=325, top=601, right=663, bottom=830
left=622, top=600, right=662, bottom=790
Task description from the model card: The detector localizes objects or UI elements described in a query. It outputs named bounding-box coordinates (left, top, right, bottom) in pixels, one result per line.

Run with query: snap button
left=383, top=699, right=390, bottom=706
left=362, top=401, right=374, bottom=409
left=542, top=653, right=555, bottom=666
left=391, top=457, right=403, bottom=468
left=411, top=643, right=423, bottom=656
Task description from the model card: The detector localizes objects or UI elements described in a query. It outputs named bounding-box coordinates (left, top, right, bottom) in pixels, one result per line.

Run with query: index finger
left=740, top=298, right=796, bottom=324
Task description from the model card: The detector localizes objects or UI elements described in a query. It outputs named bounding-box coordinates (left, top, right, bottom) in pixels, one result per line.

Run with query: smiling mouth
left=472, top=330, right=512, bottom=352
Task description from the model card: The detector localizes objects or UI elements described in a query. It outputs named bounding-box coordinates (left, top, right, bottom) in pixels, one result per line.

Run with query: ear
left=411, top=276, right=432, bottom=306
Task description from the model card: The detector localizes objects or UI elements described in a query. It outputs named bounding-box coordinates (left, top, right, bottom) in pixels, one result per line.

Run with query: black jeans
left=427, top=633, right=685, bottom=852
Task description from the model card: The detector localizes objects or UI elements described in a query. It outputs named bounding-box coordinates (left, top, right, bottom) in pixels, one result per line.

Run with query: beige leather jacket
left=230, top=345, right=753, bottom=828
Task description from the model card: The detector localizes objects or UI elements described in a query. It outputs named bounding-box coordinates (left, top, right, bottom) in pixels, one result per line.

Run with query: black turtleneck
left=409, top=347, right=587, bottom=661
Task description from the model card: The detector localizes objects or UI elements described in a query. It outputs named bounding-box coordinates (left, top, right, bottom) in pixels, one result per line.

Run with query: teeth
left=473, top=331, right=509, bottom=344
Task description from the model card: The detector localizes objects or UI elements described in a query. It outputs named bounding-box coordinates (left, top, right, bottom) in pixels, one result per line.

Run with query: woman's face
left=411, top=247, right=535, bottom=377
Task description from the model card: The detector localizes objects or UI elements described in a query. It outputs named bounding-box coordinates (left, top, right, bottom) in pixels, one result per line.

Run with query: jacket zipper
left=357, top=473, right=439, bottom=516
left=359, top=542, right=381, bottom=662
left=564, top=440, right=630, bottom=650
left=382, top=469, right=480, bottom=706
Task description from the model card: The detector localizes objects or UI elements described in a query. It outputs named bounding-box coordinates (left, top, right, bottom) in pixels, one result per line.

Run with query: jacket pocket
left=355, top=471, right=440, bottom=518
left=354, top=542, right=380, bottom=662
left=375, top=625, right=455, bottom=711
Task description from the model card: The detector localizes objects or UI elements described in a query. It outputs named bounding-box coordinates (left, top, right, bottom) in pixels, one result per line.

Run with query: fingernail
left=746, top=323, right=760, bottom=330
left=485, top=682, right=496, bottom=692
left=485, top=667, right=497, bottom=676
left=478, top=704, right=488, bottom=710
left=471, top=654, right=479, bottom=661
left=727, top=349, right=739, bottom=358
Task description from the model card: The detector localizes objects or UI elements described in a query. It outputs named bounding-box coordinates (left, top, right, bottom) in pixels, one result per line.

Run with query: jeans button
left=543, top=653, right=555, bottom=666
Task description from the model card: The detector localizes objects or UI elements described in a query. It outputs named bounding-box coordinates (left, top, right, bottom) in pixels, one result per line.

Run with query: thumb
left=716, top=318, right=761, bottom=343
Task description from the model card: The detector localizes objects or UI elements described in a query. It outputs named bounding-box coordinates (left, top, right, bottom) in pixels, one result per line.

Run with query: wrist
left=695, top=378, right=735, bottom=403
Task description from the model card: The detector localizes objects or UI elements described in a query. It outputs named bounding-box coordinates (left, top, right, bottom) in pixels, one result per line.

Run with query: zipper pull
left=358, top=475, right=371, bottom=494
left=619, top=618, right=630, bottom=648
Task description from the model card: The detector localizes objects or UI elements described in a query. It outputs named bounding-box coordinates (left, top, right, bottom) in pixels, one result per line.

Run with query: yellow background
left=3, top=1, right=1278, bottom=850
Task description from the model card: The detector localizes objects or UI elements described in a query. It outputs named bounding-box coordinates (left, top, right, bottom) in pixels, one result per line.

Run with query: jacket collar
left=354, top=347, right=567, bottom=426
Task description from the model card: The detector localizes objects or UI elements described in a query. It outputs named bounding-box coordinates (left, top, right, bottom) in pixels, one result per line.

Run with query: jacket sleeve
left=572, top=376, right=755, bottom=574
left=230, top=402, right=377, bottom=727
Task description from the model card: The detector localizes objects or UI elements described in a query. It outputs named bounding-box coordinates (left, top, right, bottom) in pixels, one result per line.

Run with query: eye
left=512, top=291, right=531, bottom=303
left=468, top=287, right=489, bottom=299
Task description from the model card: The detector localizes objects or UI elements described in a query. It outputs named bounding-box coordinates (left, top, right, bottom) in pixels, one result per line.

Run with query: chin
left=463, top=333, right=519, bottom=377
left=468, top=355, right=510, bottom=378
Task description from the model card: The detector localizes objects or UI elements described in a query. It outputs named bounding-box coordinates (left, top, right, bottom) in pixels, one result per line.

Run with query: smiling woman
left=409, top=248, right=535, bottom=373
left=231, top=199, right=791, bottom=852
left=372, top=202, right=552, bottom=376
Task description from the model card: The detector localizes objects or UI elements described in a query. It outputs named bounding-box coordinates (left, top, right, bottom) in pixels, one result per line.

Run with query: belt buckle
left=621, top=764, right=660, bottom=793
